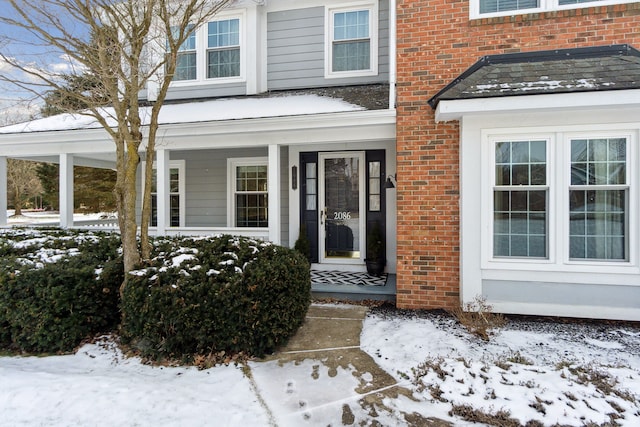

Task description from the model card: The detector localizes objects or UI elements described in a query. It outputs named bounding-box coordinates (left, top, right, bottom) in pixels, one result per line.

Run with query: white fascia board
left=143, top=109, right=396, bottom=150
left=435, top=89, right=640, bottom=122
left=0, top=128, right=114, bottom=156
left=0, top=109, right=396, bottom=155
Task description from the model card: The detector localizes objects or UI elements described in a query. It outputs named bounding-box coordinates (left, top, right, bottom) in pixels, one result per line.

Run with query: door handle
left=321, top=207, right=327, bottom=225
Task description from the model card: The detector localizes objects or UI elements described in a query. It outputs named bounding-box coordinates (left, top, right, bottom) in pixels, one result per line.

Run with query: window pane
left=495, top=140, right=546, bottom=186
left=306, top=163, right=316, bottom=179
left=170, top=168, right=179, bottom=193
left=569, top=190, right=626, bottom=260
left=208, top=19, right=239, bottom=48
left=334, top=10, right=369, bottom=41
left=151, top=194, right=157, bottom=227
left=236, top=194, right=268, bottom=227
left=170, top=195, right=180, bottom=227
left=369, top=195, right=380, bottom=211
left=571, top=138, right=626, bottom=186
left=207, top=48, right=240, bottom=78
left=174, top=52, right=197, bottom=81
left=493, top=190, right=547, bottom=258
left=333, top=41, right=370, bottom=72
left=306, top=195, right=316, bottom=211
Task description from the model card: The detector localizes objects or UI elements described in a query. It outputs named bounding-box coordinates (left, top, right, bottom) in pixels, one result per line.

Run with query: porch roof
left=0, top=94, right=364, bottom=134
left=428, top=44, right=640, bottom=108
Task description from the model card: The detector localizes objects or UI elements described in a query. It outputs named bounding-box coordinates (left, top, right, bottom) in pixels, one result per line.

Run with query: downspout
left=389, top=0, right=396, bottom=109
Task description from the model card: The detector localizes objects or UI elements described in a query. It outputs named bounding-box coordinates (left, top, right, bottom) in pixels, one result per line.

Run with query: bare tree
left=0, top=0, right=231, bottom=292
left=7, top=159, right=43, bottom=216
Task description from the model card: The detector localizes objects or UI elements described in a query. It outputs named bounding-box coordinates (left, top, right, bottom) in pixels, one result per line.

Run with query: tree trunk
left=13, top=192, right=22, bottom=216
left=118, top=143, right=141, bottom=297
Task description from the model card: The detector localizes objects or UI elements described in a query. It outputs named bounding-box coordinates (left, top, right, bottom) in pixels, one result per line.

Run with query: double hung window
left=326, top=4, right=377, bottom=78
left=207, top=19, right=240, bottom=78
left=569, top=138, right=627, bottom=260
left=173, top=26, right=197, bottom=81
left=229, top=159, right=268, bottom=228
left=493, top=140, right=548, bottom=258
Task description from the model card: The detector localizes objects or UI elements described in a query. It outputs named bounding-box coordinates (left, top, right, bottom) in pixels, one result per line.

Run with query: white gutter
left=388, top=0, right=396, bottom=109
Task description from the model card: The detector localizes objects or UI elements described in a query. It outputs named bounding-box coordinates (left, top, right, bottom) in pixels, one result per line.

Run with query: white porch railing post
left=59, top=154, right=74, bottom=228
left=0, top=156, right=7, bottom=226
left=156, top=149, right=169, bottom=235
left=268, top=144, right=281, bottom=244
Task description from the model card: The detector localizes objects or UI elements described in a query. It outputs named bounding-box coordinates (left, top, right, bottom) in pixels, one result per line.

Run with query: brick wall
left=395, top=1, right=640, bottom=309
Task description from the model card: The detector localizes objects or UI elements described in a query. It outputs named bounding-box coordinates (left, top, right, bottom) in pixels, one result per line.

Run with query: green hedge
left=120, top=235, right=311, bottom=360
left=0, top=229, right=122, bottom=353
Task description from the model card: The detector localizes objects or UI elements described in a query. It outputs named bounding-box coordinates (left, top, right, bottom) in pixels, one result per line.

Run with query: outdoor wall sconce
left=291, top=165, right=298, bottom=190
left=384, top=174, right=396, bottom=189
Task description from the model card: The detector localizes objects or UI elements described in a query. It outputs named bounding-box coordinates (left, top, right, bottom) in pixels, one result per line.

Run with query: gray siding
left=165, top=82, right=246, bottom=101
left=267, top=0, right=389, bottom=90
left=484, top=280, right=640, bottom=309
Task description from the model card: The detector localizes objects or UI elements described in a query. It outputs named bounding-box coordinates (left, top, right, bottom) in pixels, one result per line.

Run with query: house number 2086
left=334, top=211, right=351, bottom=220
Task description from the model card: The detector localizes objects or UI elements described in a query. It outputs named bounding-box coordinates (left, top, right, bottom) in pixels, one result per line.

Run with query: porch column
left=155, top=149, right=170, bottom=235
left=59, top=154, right=74, bottom=228
left=0, top=156, right=7, bottom=226
left=268, top=144, right=281, bottom=244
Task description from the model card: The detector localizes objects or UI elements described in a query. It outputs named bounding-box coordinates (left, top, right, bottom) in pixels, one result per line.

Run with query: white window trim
left=170, top=10, right=246, bottom=87
left=227, top=157, right=268, bottom=228
left=481, top=128, right=638, bottom=273
left=470, top=0, right=638, bottom=20
left=141, top=159, right=186, bottom=228
left=324, top=1, right=379, bottom=79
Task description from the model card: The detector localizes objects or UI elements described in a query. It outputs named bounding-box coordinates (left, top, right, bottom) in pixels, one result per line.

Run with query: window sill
left=325, top=69, right=378, bottom=80
left=170, top=76, right=246, bottom=87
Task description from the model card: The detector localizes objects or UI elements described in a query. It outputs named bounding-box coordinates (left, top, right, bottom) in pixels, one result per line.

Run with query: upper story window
left=173, top=25, right=196, bottom=81
left=207, top=19, right=240, bottom=78
left=169, top=13, right=244, bottom=84
left=472, top=0, right=638, bottom=19
left=326, top=3, right=378, bottom=78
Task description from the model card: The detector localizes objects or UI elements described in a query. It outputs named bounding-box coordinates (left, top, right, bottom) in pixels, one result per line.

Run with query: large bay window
left=490, top=133, right=631, bottom=264
left=326, top=3, right=378, bottom=78
left=228, top=158, right=268, bottom=228
left=472, top=0, right=638, bottom=18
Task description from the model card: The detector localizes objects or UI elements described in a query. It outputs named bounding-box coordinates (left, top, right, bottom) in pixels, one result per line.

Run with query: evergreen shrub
left=0, top=229, right=122, bottom=353
left=120, top=235, right=311, bottom=361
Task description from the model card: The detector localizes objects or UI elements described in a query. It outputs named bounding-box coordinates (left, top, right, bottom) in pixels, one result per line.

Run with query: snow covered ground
left=5, top=210, right=113, bottom=225
left=1, top=306, right=639, bottom=426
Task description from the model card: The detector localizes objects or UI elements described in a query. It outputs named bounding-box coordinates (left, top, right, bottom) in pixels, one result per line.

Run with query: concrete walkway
left=250, top=304, right=452, bottom=426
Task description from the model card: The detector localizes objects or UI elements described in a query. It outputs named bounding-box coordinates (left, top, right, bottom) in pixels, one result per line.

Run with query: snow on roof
left=0, top=94, right=365, bottom=134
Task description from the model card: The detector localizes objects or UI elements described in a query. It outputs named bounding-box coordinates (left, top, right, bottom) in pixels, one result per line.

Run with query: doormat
left=311, top=270, right=387, bottom=287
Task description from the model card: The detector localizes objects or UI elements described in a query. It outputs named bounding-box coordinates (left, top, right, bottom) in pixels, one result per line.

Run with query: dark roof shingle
left=428, top=45, right=640, bottom=108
